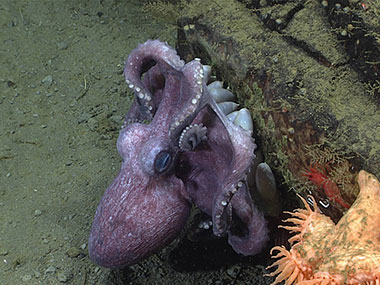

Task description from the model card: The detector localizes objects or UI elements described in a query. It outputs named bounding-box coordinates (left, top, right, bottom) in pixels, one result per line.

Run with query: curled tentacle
left=228, top=183, right=269, bottom=255
left=124, top=40, right=184, bottom=119
left=178, top=123, right=207, bottom=151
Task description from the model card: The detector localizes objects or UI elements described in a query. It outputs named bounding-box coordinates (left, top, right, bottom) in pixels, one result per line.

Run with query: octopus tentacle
left=228, top=182, right=268, bottom=255
left=169, top=59, right=208, bottom=139
left=178, top=123, right=207, bottom=151
left=209, top=105, right=256, bottom=232
left=213, top=182, right=242, bottom=236
left=124, top=40, right=184, bottom=118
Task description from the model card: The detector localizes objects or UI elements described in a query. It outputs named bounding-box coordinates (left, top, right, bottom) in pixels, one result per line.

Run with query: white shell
left=202, top=65, right=212, bottom=83
left=234, top=108, right=253, bottom=132
left=217, top=101, right=238, bottom=115
left=207, top=80, right=223, bottom=89
left=255, top=162, right=282, bottom=216
left=208, top=87, right=236, bottom=103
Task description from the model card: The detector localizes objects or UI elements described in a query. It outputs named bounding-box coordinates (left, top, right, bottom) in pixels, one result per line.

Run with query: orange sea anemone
left=266, top=170, right=380, bottom=285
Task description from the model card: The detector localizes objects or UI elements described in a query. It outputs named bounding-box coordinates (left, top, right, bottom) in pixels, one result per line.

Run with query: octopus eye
left=154, top=151, right=172, bottom=173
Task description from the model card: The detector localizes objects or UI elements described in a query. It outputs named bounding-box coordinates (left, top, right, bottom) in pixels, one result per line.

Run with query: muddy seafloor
left=0, top=1, right=275, bottom=284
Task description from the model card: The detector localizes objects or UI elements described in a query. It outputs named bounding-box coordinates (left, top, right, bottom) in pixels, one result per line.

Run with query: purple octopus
left=88, top=40, right=269, bottom=268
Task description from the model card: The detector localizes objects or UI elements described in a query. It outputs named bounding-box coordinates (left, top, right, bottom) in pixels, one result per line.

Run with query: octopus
left=88, top=40, right=269, bottom=268
left=266, top=170, right=380, bottom=284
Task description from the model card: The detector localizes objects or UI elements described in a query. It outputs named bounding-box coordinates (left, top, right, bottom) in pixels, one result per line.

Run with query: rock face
left=159, top=0, right=380, bottom=220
